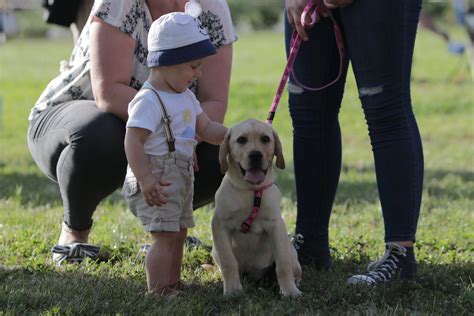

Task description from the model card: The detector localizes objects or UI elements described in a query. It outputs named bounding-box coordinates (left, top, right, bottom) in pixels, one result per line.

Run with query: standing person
left=419, top=2, right=466, bottom=56
left=27, top=0, right=237, bottom=265
left=285, top=0, right=424, bottom=285
left=123, top=12, right=227, bottom=296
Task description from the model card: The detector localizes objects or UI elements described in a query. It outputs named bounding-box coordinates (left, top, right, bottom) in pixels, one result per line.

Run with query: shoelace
left=51, top=243, right=100, bottom=265
left=290, top=233, right=304, bottom=250
left=365, top=243, right=407, bottom=282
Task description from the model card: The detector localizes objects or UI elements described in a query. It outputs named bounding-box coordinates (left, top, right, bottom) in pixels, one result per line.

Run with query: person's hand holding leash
left=286, top=0, right=313, bottom=41
left=285, top=0, right=353, bottom=40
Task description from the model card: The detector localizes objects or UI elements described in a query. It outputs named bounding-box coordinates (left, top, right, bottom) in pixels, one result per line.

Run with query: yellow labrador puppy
left=212, top=119, right=302, bottom=297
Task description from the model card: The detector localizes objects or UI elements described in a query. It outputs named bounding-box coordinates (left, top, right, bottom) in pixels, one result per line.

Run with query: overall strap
left=142, top=88, right=176, bottom=152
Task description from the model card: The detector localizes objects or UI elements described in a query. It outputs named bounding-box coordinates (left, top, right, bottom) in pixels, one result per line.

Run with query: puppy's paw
left=281, top=286, right=302, bottom=298
left=224, top=283, right=243, bottom=296
left=295, top=278, right=301, bottom=287
left=294, top=270, right=302, bottom=286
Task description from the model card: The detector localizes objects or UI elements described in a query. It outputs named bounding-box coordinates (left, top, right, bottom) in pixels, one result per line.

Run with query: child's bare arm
left=195, top=112, right=228, bottom=145
left=124, top=127, right=170, bottom=206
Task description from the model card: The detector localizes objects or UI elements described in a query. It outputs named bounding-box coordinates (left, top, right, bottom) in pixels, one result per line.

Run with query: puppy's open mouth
left=238, top=164, right=267, bottom=185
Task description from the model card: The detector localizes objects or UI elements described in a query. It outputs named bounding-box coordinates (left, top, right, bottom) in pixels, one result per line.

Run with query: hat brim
left=147, top=39, right=217, bottom=67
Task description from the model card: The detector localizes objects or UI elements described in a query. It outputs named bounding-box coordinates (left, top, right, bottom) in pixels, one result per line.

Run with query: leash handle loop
left=291, top=11, right=345, bottom=92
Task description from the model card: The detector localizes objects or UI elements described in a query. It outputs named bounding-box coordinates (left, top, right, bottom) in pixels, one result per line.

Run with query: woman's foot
left=58, top=222, right=90, bottom=244
left=52, top=222, right=98, bottom=265
left=51, top=243, right=101, bottom=265
left=290, top=233, right=332, bottom=270
left=347, top=242, right=418, bottom=285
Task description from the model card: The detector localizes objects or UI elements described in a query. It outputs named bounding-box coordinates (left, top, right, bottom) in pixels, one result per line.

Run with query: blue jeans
left=285, top=0, right=423, bottom=244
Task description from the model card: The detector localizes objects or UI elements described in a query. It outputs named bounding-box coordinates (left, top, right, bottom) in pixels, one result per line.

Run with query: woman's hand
left=286, top=0, right=353, bottom=40
left=139, top=174, right=171, bottom=207
left=285, top=0, right=312, bottom=41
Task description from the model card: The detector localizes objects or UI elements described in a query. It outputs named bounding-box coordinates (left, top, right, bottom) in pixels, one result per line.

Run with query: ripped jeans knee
left=359, top=85, right=384, bottom=97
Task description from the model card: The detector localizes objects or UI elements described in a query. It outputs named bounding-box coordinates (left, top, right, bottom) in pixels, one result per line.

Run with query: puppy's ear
left=273, top=129, right=285, bottom=169
left=218, top=129, right=231, bottom=174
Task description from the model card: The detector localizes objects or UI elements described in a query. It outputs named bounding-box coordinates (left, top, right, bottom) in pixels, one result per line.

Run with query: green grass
left=1, top=27, right=473, bottom=314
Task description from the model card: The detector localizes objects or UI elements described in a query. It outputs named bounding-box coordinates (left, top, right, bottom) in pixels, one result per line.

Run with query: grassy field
left=1, top=27, right=473, bottom=314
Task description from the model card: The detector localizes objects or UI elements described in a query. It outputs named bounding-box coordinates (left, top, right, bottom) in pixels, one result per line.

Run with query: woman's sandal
left=51, top=242, right=100, bottom=266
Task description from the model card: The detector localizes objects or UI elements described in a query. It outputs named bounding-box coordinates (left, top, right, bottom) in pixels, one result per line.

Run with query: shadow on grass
left=0, top=264, right=223, bottom=314
left=297, top=257, right=473, bottom=313
left=1, top=257, right=472, bottom=314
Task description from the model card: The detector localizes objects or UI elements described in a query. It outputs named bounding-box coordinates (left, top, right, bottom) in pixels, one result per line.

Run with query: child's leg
left=170, top=228, right=187, bottom=285
left=146, top=231, right=178, bottom=292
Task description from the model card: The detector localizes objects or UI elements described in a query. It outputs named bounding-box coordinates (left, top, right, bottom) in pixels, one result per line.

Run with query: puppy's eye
left=236, top=136, right=247, bottom=144
left=261, top=135, right=271, bottom=144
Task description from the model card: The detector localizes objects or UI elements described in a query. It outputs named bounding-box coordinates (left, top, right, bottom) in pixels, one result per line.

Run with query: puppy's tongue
left=245, top=169, right=266, bottom=184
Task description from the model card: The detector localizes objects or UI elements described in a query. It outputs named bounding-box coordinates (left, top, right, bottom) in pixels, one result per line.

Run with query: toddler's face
left=162, top=58, right=205, bottom=93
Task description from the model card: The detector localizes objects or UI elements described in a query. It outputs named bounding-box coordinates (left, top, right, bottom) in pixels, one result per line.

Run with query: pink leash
left=266, top=0, right=346, bottom=124
left=241, top=1, right=345, bottom=234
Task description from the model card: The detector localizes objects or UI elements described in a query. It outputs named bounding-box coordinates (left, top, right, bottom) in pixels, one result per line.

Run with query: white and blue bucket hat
left=147, top=11, right=217, bottom=67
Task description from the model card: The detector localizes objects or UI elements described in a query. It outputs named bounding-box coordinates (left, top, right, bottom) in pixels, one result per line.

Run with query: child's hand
left=139, top=174, right=172, bottom=206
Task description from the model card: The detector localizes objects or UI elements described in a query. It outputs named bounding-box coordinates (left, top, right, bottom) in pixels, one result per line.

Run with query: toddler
left=122, top=11, right=227, bottom=297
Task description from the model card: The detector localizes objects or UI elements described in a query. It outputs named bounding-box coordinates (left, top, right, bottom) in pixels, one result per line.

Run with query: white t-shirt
left=127, top=82, right=203, bottom=157
left=29, top=0, right=237, bottom=120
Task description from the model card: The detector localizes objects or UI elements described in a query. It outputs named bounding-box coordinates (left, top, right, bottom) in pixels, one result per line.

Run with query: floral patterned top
left=29, top=0, right=237, bottom=120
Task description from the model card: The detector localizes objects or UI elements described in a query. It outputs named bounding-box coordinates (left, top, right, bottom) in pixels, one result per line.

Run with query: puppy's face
left=219, top=119, right=285, bottom=185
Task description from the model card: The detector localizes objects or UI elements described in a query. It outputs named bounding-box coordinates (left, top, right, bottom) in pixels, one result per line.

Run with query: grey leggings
left=27, top=100, right=223, bottom=230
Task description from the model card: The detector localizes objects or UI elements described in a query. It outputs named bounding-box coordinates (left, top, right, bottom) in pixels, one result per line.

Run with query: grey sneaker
left=347, top=242, right=418, bottom=286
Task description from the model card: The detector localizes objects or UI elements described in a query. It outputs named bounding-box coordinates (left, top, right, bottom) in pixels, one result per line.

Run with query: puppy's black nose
left=249, top=150, right=263, bottom=163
